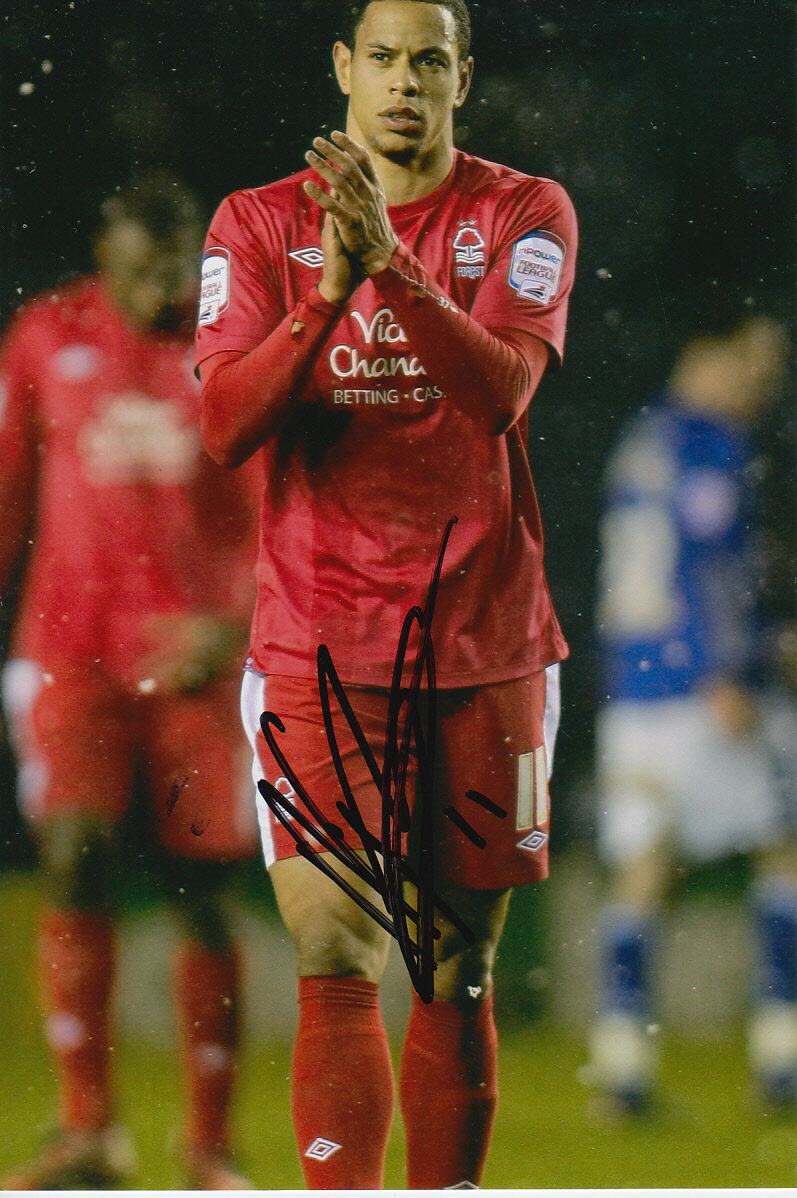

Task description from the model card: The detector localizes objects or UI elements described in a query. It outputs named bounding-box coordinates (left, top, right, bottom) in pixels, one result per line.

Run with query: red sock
left=400, top=990, right=499, bottom=1189
left=292, top=976, right=395, bottom=1189
left=38, top=907, right=115, bottom=1131
left=173, top=942, right=240, bottom=1153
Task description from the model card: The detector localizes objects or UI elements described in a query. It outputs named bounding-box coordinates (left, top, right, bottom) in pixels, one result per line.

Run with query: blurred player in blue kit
left=589, top=308, right=796, bottom=1113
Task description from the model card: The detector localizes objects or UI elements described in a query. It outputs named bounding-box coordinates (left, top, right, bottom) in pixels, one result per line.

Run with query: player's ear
left=333, top=41, right=352, bottom=96
left=454, top=55, right=474, bottom=109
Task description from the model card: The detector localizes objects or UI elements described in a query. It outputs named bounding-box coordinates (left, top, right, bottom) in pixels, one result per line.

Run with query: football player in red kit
left=197, top=1, right=577, bottom=1189
left=0, top=177, right=257, bottom=1189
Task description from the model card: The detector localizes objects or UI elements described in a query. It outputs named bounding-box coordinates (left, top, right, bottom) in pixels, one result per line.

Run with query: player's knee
left=432, top=938, right=498, bottom=1005
left=291, top=907, right=390, bottom=981
left=755, top=839, right=797, bottom=881
left=426, top=886, right=511, bottom=1005
left=271, top=854, right=392, bottom=981
left=165, top=858, right=236, bottom=950
left=609, top=845, right=672, bottom=912
left=38, top=815, right=115, bottom=909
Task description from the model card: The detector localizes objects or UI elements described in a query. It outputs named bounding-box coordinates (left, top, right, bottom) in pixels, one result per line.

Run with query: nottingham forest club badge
left=452, top=220, right=486, bottom=279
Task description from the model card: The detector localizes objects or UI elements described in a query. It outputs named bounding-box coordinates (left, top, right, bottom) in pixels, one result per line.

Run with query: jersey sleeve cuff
left=304, top=286, right=346, bottom=318
left=368, top=242, right=433, bottom=304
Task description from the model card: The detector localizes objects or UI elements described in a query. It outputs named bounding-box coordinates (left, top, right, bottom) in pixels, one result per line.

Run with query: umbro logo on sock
left=304, top=1137, right=342, bottom=1161
left=444, top=1183, right=478, bottom=1190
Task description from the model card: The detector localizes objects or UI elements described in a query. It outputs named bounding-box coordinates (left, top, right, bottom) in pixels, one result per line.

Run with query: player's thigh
left=427, top=669, right=558, bottom=891
left=162, top=856, right=240, bottom=950
left=270, top=851, right=393, bottom=981
left=2, top=657, right=133, bottom=827
left=755, top=837, right=797, bottom=881
left=608, top=843, right=675, bottom=911
left=241, top=671, right=396, bottom=978
left=404, top=879, right=511, bottom=1003
left=2, top=658, right=132, bottom=905
left=595, top=701, right=678, bottom=866
left=143, top=674, right=257, bottom=862
left=600, top=695, right=787, bottom=864
left=674, top=695, right=787, bottom=858
left=242, top=670, right=395, bottom=868
left=37, top=811, right=119, bottom=908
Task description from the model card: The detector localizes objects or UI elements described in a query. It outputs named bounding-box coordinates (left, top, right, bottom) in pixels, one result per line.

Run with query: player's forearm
left=371, top=245, right=549, bottom=435
left=200, top=288, right=343, bottom=467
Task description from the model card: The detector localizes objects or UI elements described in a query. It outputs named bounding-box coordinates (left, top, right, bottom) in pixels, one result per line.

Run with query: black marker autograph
left=257, top=517, right=505, bottom=1002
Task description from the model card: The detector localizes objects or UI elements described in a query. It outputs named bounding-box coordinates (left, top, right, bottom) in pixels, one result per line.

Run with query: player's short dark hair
left=341, top=0, right=471, bottom=61
left=100, top=172, right=203, bottom=242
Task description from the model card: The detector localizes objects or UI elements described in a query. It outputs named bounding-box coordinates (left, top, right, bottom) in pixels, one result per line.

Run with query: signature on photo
left=257, top=517, right=507, bottom=1003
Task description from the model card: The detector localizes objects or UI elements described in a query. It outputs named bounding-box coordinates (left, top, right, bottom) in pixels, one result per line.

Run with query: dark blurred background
left=1, top=0, right=793, bottom=857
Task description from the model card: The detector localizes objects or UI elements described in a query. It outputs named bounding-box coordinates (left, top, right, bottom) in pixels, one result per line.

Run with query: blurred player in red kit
left=0, top=176, right=257, bottom=1189
left=197, top=0, right=577, bottom=1189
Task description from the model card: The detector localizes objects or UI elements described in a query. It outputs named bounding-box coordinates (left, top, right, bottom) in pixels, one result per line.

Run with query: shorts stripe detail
left=534, top=744, right=549, bottom=826
left=515, top=663, right=559, bottom=831
left=516, top=745, right=549, bottom=830
left=517, top=752, right=534, bottom=829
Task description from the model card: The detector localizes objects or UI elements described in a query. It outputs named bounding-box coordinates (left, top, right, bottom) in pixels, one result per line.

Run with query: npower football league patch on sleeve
left=198, top=247, right=230, bottom=326
left=508, top=230, right=565, bottom=304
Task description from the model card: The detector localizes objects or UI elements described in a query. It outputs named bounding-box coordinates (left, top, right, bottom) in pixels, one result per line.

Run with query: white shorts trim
left=543, top=662, right=561, bottom=782
left=1, top=658, right=49, bottom=819
left=240, top=667, right=277, bottom=869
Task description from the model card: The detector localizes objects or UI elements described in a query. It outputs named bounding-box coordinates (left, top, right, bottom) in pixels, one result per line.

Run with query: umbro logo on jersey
left=304, top=1137, right=342, bottom=1161
left=289, top=246, right=324, bottom=269
left=517, top=830, right=548, bottom=853
left=453, top=221, right=485, bottom=279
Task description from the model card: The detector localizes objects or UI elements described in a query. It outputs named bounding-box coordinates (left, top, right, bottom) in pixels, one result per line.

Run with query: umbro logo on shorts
left=517, top=829, right=548, bottom=853
left=304, top=1137, right=341, bottom=1161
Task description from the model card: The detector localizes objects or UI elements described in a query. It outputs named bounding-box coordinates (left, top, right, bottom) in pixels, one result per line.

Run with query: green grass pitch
left=1, top=872, right=794, bottom=1189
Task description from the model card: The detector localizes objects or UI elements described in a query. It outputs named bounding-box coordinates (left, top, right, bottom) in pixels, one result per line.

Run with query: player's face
left=95, top=219, right=200, bottom=331
left=334, top=2, right=473, bottom=166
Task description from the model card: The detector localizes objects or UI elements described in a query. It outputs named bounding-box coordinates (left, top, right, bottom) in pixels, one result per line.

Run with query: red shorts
left=241, top=666, right=561, bottom=890
left=3, top=657, right=257, bottom=861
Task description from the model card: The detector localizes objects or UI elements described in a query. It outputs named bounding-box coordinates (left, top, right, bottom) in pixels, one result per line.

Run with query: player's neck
left=347, top=118, right=455, bottom=206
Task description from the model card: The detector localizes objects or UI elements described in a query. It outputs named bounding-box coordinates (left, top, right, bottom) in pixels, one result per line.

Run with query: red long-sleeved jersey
left=0, top=277, right=256, bottom=688
left=196, top=150, right=577, bottom=687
